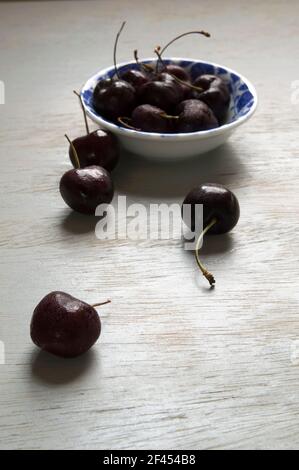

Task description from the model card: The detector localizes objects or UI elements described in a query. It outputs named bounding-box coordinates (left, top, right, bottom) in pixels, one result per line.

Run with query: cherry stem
left=65, top=134, right=80, bottom=169
left=133, top=49, right=140, bottom=66
left=155, top=45, right=163, bottom=74
left=195, top=217, right=217, bottom=287
left=114, top=21, right=126, bottom=79
left=159, top=30, right=210, bottom=56
left=160, top=112, right=179, bottom=120
left=91, top=300, right=111, bottom=308
left=134, top=49, right=156, bottom=77
left=73, top=90, right=90, bottom=135
left=154, top=48, right=203, bottom=93
left=117, top=116, right=140, bottom=131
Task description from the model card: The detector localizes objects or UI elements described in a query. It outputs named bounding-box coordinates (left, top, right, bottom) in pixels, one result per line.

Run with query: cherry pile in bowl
left=92, top=24, right=230, bottom=134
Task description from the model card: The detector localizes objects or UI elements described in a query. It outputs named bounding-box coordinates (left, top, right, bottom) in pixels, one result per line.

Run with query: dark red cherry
left=175, top=99, right=218, bottom=133
left=93, top=79, right=136, bottom=122
left=175, top=80, right=192, bottom=100
left=131, top=104, right=172, bottom=133
left=95, top=77, right=113, bottom=90
left=92, top=22, right=136, bottom=122
left=59, top=165, right=114, bottom=215
left=120, top=69, right=150, bottom=90
left=192, top=74, right=230, bottom=122
left=154, top=50, right=192, bottom=100
left=182, top=183, right=240, bottom=286
left=182, top=183, right=240, bottom=234
left=138, top=80, right=180, bottom=112
left=157, top=72, right=186, bottom=101
left=164, top=64, right=190, bottom=81
left=69, top=129, right=119, bottom=172
left=30, top=291, right=110, bottom=358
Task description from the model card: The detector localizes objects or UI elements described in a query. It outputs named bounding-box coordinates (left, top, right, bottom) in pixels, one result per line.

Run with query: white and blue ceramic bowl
left=81, top=58, right=257, bottom=160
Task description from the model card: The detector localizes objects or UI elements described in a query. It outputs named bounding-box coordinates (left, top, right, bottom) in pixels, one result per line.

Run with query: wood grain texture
left=0, top=0, right=299, bottom=450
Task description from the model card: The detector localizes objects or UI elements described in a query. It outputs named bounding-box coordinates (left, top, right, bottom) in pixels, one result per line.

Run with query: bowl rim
left=81, top=57, right=258, bottom=141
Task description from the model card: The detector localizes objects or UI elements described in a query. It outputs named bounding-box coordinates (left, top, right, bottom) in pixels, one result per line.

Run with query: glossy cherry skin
left=192, top=74, right=230, bottom=122
left=30, top=291, right=101, bottom=358
left=95, top=77, right=113, bottom=90
left=138, top=79, right=180, bottom=112
left=59, top=165, right=114, bottom=215
left=120, top=69, right=150, bottom=90
left=164, top=64, right=190, bottom=82
left=158, top=71, right=192, bottom=99
left=93, top=79, right=136, bottom=121
left=131, top=104, right=172, bottom=133
left=157, top=72, right=186, bottom=101
left=182, top=183, right=240, bottom=234
left=175, top=99, right=218, bottom=133
left=69, top=129, right=119, bottom=172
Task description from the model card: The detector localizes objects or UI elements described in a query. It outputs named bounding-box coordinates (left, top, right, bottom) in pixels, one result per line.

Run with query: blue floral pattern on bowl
left=81, top=58, right=255, bottom=132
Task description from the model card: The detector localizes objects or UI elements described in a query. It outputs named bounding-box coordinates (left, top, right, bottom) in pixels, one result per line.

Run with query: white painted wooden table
left=1, top=0, right=299, bottom=450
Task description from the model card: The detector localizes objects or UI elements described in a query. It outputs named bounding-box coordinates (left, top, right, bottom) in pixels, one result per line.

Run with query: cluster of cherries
left=59, top=91, right=119, bottom=215
left=93, top=24, right=230, bottom=133
left=30, top=25, right=240, bottom=359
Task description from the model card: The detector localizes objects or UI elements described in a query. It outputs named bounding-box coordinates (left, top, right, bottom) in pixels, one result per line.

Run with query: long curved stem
left=159, top=30, right=210, bottom=56
left=65, top=134, right=80, bottom=169
left=73, top=90, right=89, bottom=135
left=91, top=300, right=111, bottom=308
left=154, top=48, right=203, bottom=92
left=114, top=21, right=126, bottom=79
left=195, top=218, right=217, bottom=286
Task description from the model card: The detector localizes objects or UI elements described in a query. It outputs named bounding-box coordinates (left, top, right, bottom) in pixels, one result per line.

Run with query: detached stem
left=65, top=134, right=80, bottom=169
left=195, top=218, right=217, bottom=287
left=91, top=300, right=111, bottom=308
left=114, top=21, right=126, bottom=79
left=73, top=90, right=89, bottom=135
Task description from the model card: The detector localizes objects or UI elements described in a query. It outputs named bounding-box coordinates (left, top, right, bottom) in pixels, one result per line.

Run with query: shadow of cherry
left=183, top=233, right=234, bottom=266
left=60, top=210, right=99, bottom=235
left=200, top=232, right=234, bottom=256
left=184, top=232, right=234, bottom=256
left=30, top=348, right=97, bottom=385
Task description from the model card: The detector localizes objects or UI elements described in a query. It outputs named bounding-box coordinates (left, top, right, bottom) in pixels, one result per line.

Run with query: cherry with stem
left=72, top=89, right=120, bottom=171
left=182, top=183, right=240, bottom=287
left=114, top=21, right=126, bottom=79
left=93, top=21, right=135, bottom=121
left=30, top=292, right=111, bottom=358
